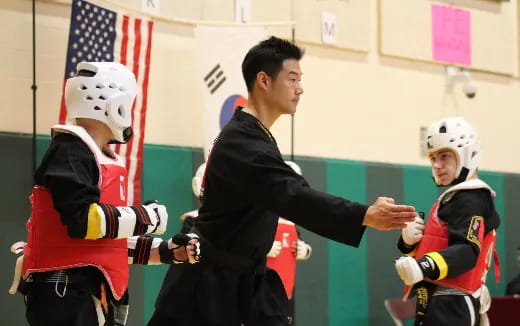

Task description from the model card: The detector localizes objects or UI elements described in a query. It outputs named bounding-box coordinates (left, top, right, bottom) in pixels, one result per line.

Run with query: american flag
left=59, top=0, right=154, bottom=205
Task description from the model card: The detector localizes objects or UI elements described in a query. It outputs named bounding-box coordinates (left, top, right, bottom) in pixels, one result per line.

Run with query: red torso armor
left=266, top=218, right=298, bottom=299
left=22, top=125, right=129, bottom=300
left=414, top=179, right=498, bottom=294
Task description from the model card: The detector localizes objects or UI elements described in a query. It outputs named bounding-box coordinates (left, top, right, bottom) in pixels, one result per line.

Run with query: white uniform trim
left=52, top=124, right=125, bottom=185
left=439, top=179, right=495, bottom=202
left=278, top=217, right=295, bottom=225
left=464, top=295, right=476, bottom=326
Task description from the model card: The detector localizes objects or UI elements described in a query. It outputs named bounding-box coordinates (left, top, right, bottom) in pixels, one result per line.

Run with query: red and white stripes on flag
left=59, top=0, right=153, bottom=205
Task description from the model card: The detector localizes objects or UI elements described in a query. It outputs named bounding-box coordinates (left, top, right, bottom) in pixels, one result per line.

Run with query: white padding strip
left=115, top=206, right=137, bottom=238
left=464, top=295, right=476, bottom=326
left=151, top=237, right=163, bottom=249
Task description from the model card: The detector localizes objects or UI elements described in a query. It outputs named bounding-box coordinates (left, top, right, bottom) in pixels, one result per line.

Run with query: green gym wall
left=1, top=132, right=517, bottom=326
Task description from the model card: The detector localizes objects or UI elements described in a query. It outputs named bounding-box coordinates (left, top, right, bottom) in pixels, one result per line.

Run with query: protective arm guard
left=127, top=236, right=162, bottom=265
left=85, top=201, right=168, bottom=239
left=395, top=255, right=440, bottom=285
left=128, top=234, right=201, bottom=265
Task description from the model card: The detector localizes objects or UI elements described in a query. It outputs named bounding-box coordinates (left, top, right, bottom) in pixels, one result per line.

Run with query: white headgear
left=192, top=162, right=207, bottom=198
left=425, top=117, right=481, bottom=184
left=285, top=161, right=302, bottom=176
left=65, top=62, right=138, bottom=143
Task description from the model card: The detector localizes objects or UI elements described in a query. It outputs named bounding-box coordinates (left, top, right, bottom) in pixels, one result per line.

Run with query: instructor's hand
left=363, top=197, right=416, bottom=230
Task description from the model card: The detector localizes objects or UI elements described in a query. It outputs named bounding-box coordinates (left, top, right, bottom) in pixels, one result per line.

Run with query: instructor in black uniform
left=148, top=36, right=417, bottom=326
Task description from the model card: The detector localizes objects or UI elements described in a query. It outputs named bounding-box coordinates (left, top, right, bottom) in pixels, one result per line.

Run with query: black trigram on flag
left=204, top=64, right=226, bottom=94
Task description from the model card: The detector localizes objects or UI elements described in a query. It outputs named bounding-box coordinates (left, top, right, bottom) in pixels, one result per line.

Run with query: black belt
left=193, top=228, right=264, bottom=274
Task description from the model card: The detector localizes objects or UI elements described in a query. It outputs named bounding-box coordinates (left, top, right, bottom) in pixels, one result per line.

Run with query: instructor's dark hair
left=242, top=36, right=304, bottom=92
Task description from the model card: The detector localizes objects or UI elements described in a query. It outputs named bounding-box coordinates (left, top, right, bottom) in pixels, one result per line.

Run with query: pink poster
left=431, top=4, right=471, bottom=66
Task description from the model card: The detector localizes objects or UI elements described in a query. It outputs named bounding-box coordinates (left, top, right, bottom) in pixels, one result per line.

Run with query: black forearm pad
left=130, top=236, right=153, bottom=265
left=397, top=236, right=417, bottom=254
left=159, top=240, right=174, bottom=264
left=417, top=256, right=440, bottom=280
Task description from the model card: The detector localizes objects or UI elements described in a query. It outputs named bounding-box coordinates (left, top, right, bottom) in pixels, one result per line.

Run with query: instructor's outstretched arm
left=363, top=197, right=417, bottom=230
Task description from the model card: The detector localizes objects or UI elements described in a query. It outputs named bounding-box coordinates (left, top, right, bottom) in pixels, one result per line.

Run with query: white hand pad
left=296, top=240, right=312, bottom=260
left=395, top=256, right=424, bottom=285
left=143, top=203, right=168, bottom=235
left=402, top=215, right=425, bottom=246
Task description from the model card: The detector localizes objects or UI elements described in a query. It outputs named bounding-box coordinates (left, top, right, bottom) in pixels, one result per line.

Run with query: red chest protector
left=266, top=218, right=298, bottom=299
left=412, top=179, right=499, bottom=295
left=22, top=125, right=129, bottom=300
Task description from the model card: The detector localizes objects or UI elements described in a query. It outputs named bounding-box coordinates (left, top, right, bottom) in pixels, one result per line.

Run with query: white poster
left=195, top=26, right=266, bottom=159
left=321, top=11, right=337, bottom=45
left=141, top=0, right=160, bottom=15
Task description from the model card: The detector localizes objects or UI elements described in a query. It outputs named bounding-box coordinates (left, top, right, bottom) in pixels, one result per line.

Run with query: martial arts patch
left=466, top=216, right=484, bottom=248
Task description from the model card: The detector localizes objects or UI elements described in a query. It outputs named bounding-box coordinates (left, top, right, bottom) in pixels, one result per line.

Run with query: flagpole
left=32, top=0, right=37, bottom=173
left=290, top=26, right=295, bottom=162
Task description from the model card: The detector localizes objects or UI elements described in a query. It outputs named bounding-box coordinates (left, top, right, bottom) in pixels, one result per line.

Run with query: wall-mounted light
left=445, top=66, right=477, bottom=99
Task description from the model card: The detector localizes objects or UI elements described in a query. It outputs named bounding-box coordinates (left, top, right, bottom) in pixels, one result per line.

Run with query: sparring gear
left=192, top=162, right=207, bottom=198
left=8, top=241, right=26, bottom=295
left=267, top=240, right=282, bottom=258
left=294, top=239, right=312, bottom=260
left=65, top=62, right=137, bottom=143
left=173, top=233, right=201, bottom=264
left=127, top=236, right=162, bottom=265
left=395, top=256, right=425, bottom=285
left=267, top=219, right=298, bottom=299
left=404, top=180, right=499, bottom=297
left=425, top=117, right=481, bottom=185
left=23, top=186, right=129, bottom=300
left=479, top=284, right=491, bottom=313
left=159, top=233, right=201, bottom=264
left=142, top=201, right=168, bottom=235
left=22, top=125, right=129, bottom=300
left=402, top=215, right=425, bottom=246
left=94, top=201, right=168, bottom=238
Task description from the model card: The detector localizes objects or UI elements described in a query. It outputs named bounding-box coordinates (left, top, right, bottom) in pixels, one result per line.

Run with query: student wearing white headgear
left=394, top=117, right=500, bottom=326
left=10, top=62, right=200, bottom=326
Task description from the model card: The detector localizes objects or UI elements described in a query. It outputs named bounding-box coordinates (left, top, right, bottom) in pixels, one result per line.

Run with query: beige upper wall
left=380, top=0, right=518, bottom=75
left=1, top=0, right=519, bottom=173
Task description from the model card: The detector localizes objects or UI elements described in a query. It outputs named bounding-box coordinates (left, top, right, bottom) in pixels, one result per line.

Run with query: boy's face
left=428, top=149, right=458, bottom=186
left=267, top=59, right=304, bottom=115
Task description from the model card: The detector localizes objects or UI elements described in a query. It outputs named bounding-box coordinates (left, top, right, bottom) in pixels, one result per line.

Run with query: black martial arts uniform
left=149, top=108, right=368, bottom=326
left=399, top=188, right=500, bottom=326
